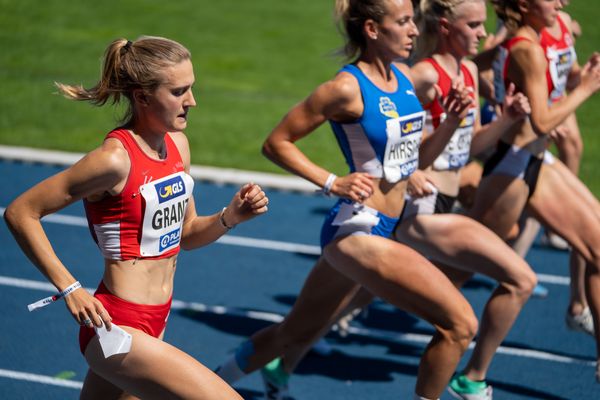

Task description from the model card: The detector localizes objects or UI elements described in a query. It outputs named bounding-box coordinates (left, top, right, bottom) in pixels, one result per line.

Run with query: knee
left=442, top=309, right=479, bottom=351
left=510, top=267, right=538, bottom=300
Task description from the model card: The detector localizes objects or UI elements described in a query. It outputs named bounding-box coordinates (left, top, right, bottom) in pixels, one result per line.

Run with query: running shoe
left=540, top=231, right=570, bottom=251
left=532, top=283, right=549, bottom=298
left=261, top=358, right=293, bottom=400
left=448, top=374, right=493, bottom=400
left=566, top=307, right=595, bottom=336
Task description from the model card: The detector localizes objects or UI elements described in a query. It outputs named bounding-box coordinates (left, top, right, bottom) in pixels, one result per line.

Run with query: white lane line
left=0, top=207, right=321, bottom=256
left=0, top=368, right=83, bottom=389
left=2, top=276, right=594, bottom=370
left=0, top=145, right=318, bottom=193
left=0, top=208, right=572, bottom=286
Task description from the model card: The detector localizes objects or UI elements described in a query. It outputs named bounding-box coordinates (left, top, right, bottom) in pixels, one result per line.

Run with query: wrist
left=219, top=207, right=236, bottom=230
left=321, top=173, right=337, bottom=197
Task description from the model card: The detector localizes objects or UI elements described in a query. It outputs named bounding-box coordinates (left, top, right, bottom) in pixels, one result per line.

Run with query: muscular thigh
left=529, top=162, right=600, bottom=260
left=396, top=214, right=531, bottom=286
left=469, top=175, right=529, bottom=239
left=85, top=328, right=241, bottom=400
left=324, top=235, right=473, bottom=332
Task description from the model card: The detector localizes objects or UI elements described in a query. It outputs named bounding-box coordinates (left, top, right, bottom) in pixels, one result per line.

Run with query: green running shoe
left=448, top=374, right=493, bottom=400
left=261, top=358, right=293, bottom=400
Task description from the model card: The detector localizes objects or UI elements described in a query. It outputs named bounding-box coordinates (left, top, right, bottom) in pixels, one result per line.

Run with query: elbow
left=180, top=243, right=192, bottom=251
left=261, top=139, right=276, bottom=162
left=529, top=120, right=553, bottom=137
left=3, top=202, right=20, bottom=233
left=179, top=232, right=194, bottom=251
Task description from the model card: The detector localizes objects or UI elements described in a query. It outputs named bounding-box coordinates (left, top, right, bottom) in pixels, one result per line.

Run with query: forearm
left=531, top=86, right=590, bottom=134
left=263, top=140, right=332, bottom=188
left=4, top=205, right=77, bottom=291
left=180, top=211, right=230, bottom=250
left=470, top=115, right=515, bottom=156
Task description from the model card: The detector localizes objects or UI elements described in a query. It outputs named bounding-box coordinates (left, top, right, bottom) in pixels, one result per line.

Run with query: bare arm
left=3, top=140, right=128, bottom=328
left=262, top=73, right=376, bottom=203
left=510, top=42, right=600, bottom=134
left=409, top=61, right=473, bottom=169
left=471, top=82, right=531, bottom=155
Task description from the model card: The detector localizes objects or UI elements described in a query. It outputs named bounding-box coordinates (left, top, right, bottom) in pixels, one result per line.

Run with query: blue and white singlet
left=330, top=64, right=425, bottom=184
left=320, top=64, right=425, bottom=248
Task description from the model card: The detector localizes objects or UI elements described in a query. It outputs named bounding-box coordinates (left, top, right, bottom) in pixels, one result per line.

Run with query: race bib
left=433, top=108, right=477, bottom=171
left=383, top=111, right=425, bottom=183
left=139, top=172, right=194, bottom=256
left=547, top=45, right=576, bottom=101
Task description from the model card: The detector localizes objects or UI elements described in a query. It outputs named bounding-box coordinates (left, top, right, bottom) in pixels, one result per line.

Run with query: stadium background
left=1, top=0, right=599, bottom=194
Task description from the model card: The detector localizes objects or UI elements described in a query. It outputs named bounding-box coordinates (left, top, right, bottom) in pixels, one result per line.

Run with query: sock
left=215, top=340, right=254, bottom=384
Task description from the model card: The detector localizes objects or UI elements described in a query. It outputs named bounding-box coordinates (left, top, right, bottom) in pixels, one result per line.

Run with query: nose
left=410, top=19, right=419, bottom=37
left=186, top=89, right=197, bottom=108
left=479, top=25, right=487, bottom=39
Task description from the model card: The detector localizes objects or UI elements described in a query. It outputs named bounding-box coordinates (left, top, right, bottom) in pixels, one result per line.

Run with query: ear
left=439, top=17, right=450, bottom=35
left=517, top=0, right=529, bottom=14
left=133, top=88, right=149, bottom=106
left=364, top=18, right=379, bottom=41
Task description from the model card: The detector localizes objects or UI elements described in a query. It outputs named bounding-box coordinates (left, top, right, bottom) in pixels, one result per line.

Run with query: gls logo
left=155, top=176, right=186, bottom=204
left=400, top=117, right=423, bottom=136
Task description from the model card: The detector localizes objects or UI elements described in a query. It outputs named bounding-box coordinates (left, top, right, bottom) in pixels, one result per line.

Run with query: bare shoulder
left=510, top=39, right=546, bottom=71
left=89, top=138, right=130, bottom=179
left=410, top=60, right=439, bottom=104
left=309, top=71, right=362, bottom=120
left=317, top=71, right=361, bottom=104
left=462, top=59, right=479, bottom=81
left=410, top=60, right=439, bottom=88
left=168, top=131, right=191, bottom=168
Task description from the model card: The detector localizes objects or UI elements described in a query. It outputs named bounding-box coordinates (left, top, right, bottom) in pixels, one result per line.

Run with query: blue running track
left=0, top=159, right=598, bottom=399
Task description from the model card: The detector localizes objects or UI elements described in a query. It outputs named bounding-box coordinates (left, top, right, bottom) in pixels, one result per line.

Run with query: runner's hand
left=441, top=79, right=474, bottom=122
left=330, top=172, right=376, bottom=203
left=64, top=286, right=112, bottom=331
left=503, top=83, right=531, bottom=121
left=406, top=170, right=436, bottom=198
left=225, top=183, right=269, bottom=226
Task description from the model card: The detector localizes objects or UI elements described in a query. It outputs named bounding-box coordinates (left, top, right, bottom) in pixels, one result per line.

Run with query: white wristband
left=27, top=281, right=82, bottom=312
left=320, top=173, right=337, bottom=197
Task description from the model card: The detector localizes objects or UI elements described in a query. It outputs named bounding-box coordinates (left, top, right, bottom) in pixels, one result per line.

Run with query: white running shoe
left=566, top=307, right=595, bottom=336
left=540, top=231, right=570, bottom=251
left=448, top=374, right=493, bottom=400
left=448, top=385, right=493, bottom=400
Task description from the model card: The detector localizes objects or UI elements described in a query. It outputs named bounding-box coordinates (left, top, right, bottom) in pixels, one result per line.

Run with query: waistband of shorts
left=95, top=281, right=173, bottom=313
left=340, top=199, right=399, bottom=221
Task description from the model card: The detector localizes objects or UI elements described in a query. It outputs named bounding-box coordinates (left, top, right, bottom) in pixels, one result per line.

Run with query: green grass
left=1, top=0, right=599, bottom=194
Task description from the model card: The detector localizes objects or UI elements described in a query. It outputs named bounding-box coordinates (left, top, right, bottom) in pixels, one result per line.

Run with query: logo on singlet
left=400, top=116, right=424, bottom=137
left=155, top=176, right=186, bottom=204
left=160, top=228, right=181, bottom=252
left=379, top=97, right=400, bottom=119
